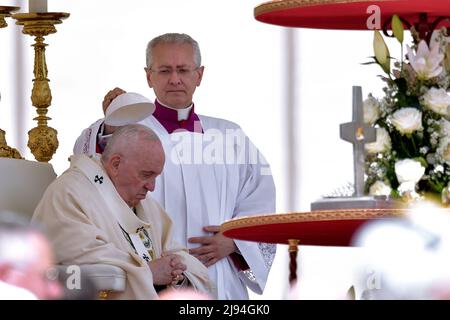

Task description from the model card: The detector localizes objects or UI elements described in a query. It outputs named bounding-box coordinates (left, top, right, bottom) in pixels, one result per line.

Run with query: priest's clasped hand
left=171, top=274, right=184, bottom=286
left=188, top=225, right=238, bottom=267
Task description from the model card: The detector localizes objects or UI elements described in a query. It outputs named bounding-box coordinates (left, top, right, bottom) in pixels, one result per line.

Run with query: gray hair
left=146, top=33, right=202, bottom=68
left=101, top=124, right=161, bottom=162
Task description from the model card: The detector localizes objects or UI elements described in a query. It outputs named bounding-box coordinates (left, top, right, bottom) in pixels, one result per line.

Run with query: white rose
left=365, top=127, right=392, bottom=154
left=390, top=108, right=423, bottom=135
left=421, top=87, right=450, bottom=116
left=397, top=181, right=417, bottom=194
left=395, top=158, right=426, bottom=183
left=369, top=181, right=392, bottom=196
left=363, top=95, right=380, bottom=125
left=397, top=181, right=421, bottom=201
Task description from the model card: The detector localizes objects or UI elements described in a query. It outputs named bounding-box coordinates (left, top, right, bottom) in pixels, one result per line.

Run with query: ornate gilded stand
left=0, top=5, right=22, bottom=159
left=0, top=5, right=18, bottom=28
left=12, top=12, right=69, bottom=162
left=0, top=128, right=22, bottom=159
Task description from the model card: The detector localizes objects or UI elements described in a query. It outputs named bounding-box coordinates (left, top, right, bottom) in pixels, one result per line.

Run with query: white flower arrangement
left=365, top=127, right=391, bottom=154
left=364, top=15, right=450, bottom=205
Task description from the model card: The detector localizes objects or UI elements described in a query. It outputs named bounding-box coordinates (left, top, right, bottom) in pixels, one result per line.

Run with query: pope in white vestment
left=33, top=154, right=214, bottom=299
left=74, top=110, right=276, bottom=299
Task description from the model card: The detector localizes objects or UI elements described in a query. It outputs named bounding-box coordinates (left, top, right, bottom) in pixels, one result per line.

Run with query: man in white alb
left=35, top=124, right=214, bottom=299
left=74, top=33, right=276, bottom=299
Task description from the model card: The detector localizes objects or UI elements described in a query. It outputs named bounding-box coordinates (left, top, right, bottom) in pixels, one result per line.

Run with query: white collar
left=156, top=99, right=193, bottom=121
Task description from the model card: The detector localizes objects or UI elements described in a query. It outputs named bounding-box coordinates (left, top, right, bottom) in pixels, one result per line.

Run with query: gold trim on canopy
left=254, top=0, right=450, bottom=35
left=221, top=208, right=408, bottom=233
left=254, top=0, right=391, bottom=17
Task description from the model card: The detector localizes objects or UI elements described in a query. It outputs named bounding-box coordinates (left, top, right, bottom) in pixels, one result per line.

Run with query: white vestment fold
left=74, top=114, right=276, bottom=299
left=32, top=155, right=215, bottom=299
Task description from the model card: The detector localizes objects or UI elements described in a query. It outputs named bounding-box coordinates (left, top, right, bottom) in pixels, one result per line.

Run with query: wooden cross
left=339, top=86, right=376, bottom=197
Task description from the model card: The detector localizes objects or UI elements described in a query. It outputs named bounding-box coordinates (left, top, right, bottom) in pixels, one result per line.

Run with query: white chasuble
left=32, top=155, right=214, bottom=299
left=74, top=114, right=276, bottom=300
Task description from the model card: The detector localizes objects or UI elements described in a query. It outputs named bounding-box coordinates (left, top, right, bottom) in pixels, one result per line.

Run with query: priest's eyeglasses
left=148, top=67, right=199, bottom=78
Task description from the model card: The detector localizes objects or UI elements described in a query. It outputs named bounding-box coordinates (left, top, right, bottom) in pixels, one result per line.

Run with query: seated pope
left=32, top=124, right=215, bottom=299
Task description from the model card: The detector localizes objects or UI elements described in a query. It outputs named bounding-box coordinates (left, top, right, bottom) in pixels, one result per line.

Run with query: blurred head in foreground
left=0, top=211, right=63, bottom=300
left=352, top=205, right=450, bottom=300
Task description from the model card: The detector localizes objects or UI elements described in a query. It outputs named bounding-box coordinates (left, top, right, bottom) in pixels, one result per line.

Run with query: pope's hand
left=188, top=225, right=237, bottom=267
left=148, top=253, right=186, bottom=285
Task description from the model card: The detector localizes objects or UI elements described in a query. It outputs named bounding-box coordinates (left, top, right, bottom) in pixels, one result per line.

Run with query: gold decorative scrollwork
left=27, top=126, right=58, bottom=163
left=98, top=290, right=110, bottom=300
left=0, top=129, right=23, bottom=159
left=0, top=6, right=22, bottom=159
left=220, top=208, right=411, bottom=233
left=0, top=6, right=19, bottom=28
left=12, top=12, right=69, bottom=162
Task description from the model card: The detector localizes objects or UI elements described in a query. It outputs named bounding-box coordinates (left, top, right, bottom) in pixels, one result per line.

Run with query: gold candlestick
left=12, top=12, right=69, bottom=162
left=0, top=5, right=19, bottom=28
left=0, top=6, right=22, bottom=160
left=0, top=128, right=22, bottom=159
